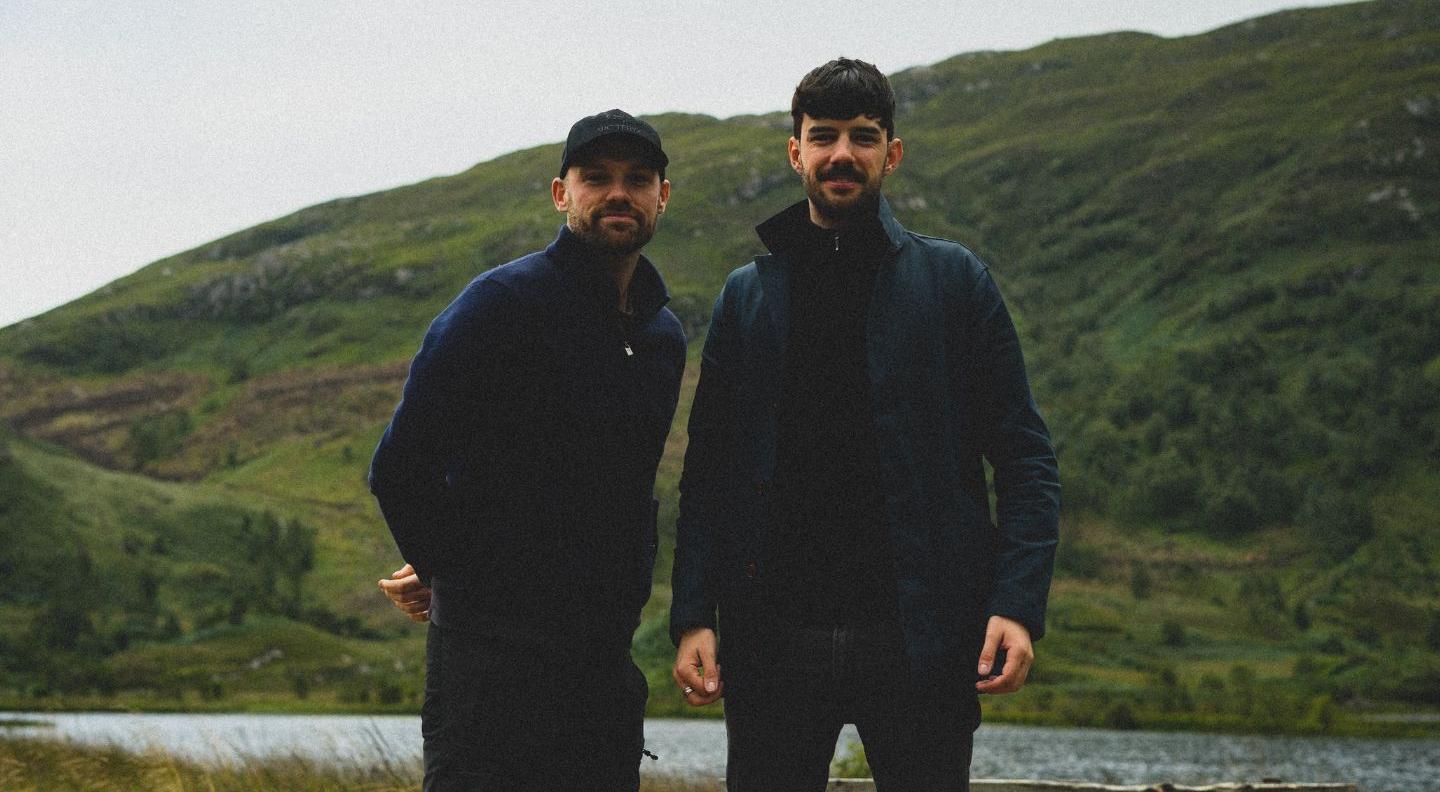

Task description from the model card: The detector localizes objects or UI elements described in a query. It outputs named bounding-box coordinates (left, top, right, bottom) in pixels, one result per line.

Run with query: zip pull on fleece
left=616, top=310, right=636, bottom=357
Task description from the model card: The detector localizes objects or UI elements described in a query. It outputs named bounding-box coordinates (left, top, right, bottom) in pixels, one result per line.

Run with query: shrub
left=1150, top=666, right=1194, bottom=713
left=1056, top=539, right=1106, bottom=580
left=1102, top=700, right=1140, bottom=730
left=1299, top=488, right=1374, bottom=561
left=290, top=671, right=311, bottom=699
left=198, top=679, right=225, bottom=701
left=1301, top=694, right=1338, bottom=734
left=1196, top=673, right=1226, bottom=713
left=1201, top=478, right=1261, bottom=536
left=1118, top=449, right=1201, bottom=524
left=1239, top=573, right=1286, bottom=627
left=377, top=680, right=405, bottom=706
left=1130, top=562, right=1153, bottom=599
left=17, top=319, right=183, bottom=374
left=129, top=410, right=193, bottom=467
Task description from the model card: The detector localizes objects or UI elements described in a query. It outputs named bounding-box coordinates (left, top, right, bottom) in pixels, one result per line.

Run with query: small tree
left=290, top=671, right=311, bottom=700
left=1302, top=694, right=1338, bottom=734
left=1293, top=601, right=1312, bottom=631
left=1130, top=562, right=1153, bottom=600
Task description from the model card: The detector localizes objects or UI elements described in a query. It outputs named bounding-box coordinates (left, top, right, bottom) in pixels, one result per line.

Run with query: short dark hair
left=790, top=58, right=896, bottom=140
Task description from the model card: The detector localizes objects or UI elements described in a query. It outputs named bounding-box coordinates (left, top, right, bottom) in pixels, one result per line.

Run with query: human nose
left=831, top=137, right=856, bottom=164
left=604, top=179, right=632, bottom=204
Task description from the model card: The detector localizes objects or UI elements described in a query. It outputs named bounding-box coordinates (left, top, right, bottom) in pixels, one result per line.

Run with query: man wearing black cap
left=370, top=109, right=685, bottom=791
left=670, top=59, right=1060, bottom=790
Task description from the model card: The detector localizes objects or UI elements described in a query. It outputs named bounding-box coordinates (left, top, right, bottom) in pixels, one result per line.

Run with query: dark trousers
left=723, top=622, right=977, bottom=792
left=422, top=623, right=647, bottom=792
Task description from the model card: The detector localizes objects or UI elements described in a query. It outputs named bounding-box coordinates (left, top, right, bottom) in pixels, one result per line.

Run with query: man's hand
left=673, top=627, right=723, bottom=706
left=378, top=563, right=431, bottom=623
left=975, top=615, right=1034, bottom=695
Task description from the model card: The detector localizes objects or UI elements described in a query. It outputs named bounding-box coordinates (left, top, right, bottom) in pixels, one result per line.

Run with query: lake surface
left=3, top=711, right=1436, bottom=791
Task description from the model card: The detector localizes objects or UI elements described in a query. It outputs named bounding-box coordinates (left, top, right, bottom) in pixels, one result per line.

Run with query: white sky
left=0, top=0, right=1347, bottom=328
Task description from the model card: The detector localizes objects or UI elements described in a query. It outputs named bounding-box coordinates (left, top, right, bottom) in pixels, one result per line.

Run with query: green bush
left=17, top=317, right=185, bottom=374
left=1299, top=489, right=1374, bottom=562
left=129, top=410, right=193, bottom=467
left=1202, top=477, right=1261, bottom=536
left=1102, top=700, right=1140, bottom=729
left=377, top=679, right=406, bottom=706
left=1130, top=562, right=1153, bottom=599
left=1056, top=537, right=1106, bottom=580
left=1301, top=694, right=1338, bottom=734
left=1118, top=449, right=1201, bottom=524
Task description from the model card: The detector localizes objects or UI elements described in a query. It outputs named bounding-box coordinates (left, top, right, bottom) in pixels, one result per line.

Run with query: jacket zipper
left=617, top=311, right=636, bottom=358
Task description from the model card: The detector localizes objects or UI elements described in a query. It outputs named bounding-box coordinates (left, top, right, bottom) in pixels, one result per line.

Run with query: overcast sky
left=0, top=1, right=1347, bottom=328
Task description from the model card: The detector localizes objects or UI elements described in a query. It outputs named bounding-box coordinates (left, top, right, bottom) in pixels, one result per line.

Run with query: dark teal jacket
left=669, top=198, right=1059, bottom=673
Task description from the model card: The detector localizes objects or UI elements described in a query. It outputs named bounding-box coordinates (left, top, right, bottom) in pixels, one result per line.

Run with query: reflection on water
left=2, top=711, right=1437, bottom=791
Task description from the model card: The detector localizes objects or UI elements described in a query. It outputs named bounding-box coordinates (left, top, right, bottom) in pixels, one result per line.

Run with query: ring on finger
left=682, top=686, right=694, bottom=695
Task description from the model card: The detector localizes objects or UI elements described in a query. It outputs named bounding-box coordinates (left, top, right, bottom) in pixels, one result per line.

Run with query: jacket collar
left=545, top=224, right=671, bottom=321
left=755, top=194, right=907, bottom=258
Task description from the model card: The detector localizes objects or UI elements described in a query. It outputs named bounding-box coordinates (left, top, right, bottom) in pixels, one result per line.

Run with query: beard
left=568, top=202, right=656, bottom=256
left=802, top=163, right=882, bottom=223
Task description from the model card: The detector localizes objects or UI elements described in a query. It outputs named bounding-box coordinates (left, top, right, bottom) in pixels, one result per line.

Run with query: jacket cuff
left=667, top=612, right=717, bottom=647
left=986, top=593, right=1048, bottom=641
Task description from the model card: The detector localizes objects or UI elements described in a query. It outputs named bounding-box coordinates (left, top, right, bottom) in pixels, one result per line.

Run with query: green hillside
left=1, top=0, right=1438, bottom=731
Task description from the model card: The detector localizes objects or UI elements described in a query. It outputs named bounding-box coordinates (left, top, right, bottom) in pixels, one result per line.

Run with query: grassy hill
left=1, top=0, right=1437, bottom=731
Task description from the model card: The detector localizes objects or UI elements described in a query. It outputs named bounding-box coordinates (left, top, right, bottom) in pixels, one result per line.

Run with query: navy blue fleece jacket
left=370, top=225, right=685, bottom=645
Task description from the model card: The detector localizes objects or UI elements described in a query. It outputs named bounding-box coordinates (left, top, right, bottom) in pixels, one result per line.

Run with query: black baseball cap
left=558, top=109, right=668, bottom=177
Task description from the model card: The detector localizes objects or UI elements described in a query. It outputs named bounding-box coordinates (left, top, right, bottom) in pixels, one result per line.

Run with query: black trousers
left=723, top=622, right=978, bottom=792
left=421, top=623, right=647, bottom=792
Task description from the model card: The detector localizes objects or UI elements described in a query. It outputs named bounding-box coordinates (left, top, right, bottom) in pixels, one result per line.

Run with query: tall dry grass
left=0, top=736, right=723, bottom=791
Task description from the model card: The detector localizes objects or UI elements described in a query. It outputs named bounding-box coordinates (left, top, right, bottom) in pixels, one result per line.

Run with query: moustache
left=820, top=165, right=863, bottom=182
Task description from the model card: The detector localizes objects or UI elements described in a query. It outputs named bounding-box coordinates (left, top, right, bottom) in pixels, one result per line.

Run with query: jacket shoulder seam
left=903, top=232, right=991, bottom=271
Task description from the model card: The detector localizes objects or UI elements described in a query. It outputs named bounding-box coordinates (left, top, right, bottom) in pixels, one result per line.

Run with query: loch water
left=2, top=712, right=1436, bottom=791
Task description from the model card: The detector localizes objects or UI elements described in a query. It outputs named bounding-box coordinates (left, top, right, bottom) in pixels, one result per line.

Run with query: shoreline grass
left=979, top=706, right=1440, bottom=740
left=0, top=719, right=49, bottom=729
left=0, top=736, right=724, bottom=792
left=5, top=693, right=1437, bottom=741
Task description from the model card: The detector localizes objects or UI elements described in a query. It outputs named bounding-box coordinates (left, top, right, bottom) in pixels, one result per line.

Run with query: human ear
left=551, top=177, right=569, bottom=212
left=884, top=137, right=904, bottom=174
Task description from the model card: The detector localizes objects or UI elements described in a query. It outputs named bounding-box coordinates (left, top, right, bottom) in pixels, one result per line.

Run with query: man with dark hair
left=370, top=109, right=685, bottom=791
left=670, top=58, right=1060, bottom=791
